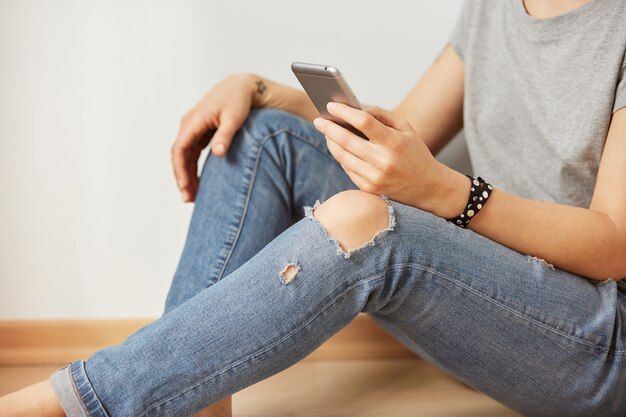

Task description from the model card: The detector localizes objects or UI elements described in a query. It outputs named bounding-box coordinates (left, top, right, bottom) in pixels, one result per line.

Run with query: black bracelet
left=446, top=175, right=493, bottom=229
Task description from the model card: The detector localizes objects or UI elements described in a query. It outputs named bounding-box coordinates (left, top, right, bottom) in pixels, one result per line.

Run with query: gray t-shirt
left=450, top=0, right=626, bottom=208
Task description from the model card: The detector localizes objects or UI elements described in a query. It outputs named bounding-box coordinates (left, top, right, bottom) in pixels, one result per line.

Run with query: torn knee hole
left=303, top=193, right=396, bottom=259
left=279, top=262, right=300, bottom=284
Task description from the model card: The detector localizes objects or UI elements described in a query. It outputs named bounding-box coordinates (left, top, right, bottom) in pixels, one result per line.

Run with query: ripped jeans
left=50, top=109, right=626, bottom=417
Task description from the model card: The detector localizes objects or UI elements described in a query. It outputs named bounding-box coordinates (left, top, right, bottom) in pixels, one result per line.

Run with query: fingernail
left=313, top=118, right=323, bottom=128
left=214, top=143, right=225, bottom=153
left=181, top=192, right=188, bottom=202
left=327, top=102, right=337, bottom=111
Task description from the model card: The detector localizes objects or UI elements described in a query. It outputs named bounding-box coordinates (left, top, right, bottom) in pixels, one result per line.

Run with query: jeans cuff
left=50, top=360, right=110, bottom=417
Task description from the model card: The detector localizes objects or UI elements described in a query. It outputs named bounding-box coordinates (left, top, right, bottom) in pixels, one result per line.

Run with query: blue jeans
left=51, top=108, right=626, bottom=417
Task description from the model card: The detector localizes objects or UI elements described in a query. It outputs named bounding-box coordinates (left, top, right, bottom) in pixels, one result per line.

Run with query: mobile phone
left=291, top=62, right=368, bottom=140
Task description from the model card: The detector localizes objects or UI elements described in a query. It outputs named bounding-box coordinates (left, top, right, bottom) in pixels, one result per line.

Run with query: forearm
left=244, top=73, right=319, bottom=123
left=392, top=45, right=464, bottom=157
left=426, top=164, right=626, bottom=281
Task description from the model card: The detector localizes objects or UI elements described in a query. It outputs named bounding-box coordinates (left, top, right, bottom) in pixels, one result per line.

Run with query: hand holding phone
left=291, top=62, right=369, bottom=140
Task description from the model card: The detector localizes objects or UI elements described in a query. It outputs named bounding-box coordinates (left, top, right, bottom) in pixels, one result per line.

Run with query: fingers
left=325, top=102, right=396, bottom=143
left=338, top=162, right=370, bottom=191
left=186, top=157, right=199, bottom=203
left=171, top=112, right=210, bottom=202
left=210, top=116, right=241, bottom=157
left=324, top=134, right=373, bottom=179
left=171, top=110, right=243, bottom=202
left=313, top=117, right=375, bottom=162
left=171, top=145, right=193, bottom=202
left=171, top=148, right=199, bottom=202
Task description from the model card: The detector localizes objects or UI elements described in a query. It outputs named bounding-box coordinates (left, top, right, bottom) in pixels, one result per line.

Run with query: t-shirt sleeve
left=449, top=1, right=472, bottom=59
left=613, top=52, right=626, bottom=113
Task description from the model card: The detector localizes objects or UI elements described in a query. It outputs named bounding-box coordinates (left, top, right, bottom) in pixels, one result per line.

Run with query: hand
left=171, top=73, right=256, bottom=202
left=312, top=101, right=453, bottom=212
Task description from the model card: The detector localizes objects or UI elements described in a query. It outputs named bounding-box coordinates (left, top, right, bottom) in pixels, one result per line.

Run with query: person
left=1, top=0, right=625, bottom=416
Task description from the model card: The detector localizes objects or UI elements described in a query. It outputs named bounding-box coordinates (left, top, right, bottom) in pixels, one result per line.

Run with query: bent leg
left=48, top=192, right=625, bottom=417
left=163, top=108, right=357, bottom=314
left=50, top=191, right=397, bottom=417
left=166, top=108, right=357, bottom=416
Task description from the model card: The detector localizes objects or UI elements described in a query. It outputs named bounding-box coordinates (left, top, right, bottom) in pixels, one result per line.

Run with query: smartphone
left=291, top=62, right=368, bottom=140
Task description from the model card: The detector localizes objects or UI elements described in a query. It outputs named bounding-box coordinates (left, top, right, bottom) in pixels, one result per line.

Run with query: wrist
left=237, top=72, right=266, bottom=109
left=247, top=74, right=318, bottom=122
left=418, top=162, right=471, bottom=219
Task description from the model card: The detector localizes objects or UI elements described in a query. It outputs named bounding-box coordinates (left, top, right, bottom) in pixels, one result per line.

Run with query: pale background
left=0, top=1, right=468, bottom=319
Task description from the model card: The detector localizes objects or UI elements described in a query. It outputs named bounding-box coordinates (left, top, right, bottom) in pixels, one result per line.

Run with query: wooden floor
left=0, top=359, right=521, bottom=416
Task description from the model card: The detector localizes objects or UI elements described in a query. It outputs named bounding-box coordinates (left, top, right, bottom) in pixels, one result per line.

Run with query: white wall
left=0, top=1, right=467, bottom=319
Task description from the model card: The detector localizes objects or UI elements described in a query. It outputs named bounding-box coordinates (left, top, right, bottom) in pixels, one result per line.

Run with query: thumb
left=210, top=116, right=242, bottom=156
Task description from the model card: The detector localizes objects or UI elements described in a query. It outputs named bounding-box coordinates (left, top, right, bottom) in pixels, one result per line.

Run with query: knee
left=243, top=108, right=306, bottom=141
left=312, top=190, right=394, bottom=254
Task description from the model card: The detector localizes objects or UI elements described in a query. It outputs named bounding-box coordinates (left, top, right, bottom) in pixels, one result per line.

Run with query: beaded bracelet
left=446, top=175, right=493, bottom=229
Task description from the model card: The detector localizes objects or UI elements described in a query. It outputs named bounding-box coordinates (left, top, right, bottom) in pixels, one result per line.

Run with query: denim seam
left=69, top=363, right=95, bottom=417
left=137, top=266, right=407, bottom=417
left=415, top=263, right=625, bottom=354
left=214, top=126, right=337, bottom=283
left=212, top=127, right=268, bottom=283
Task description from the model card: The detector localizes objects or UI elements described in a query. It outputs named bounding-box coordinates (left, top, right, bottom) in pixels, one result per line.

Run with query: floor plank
left=234, top=359, right=521, bottom=417
left=0, top=360, right=521, bottom=416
